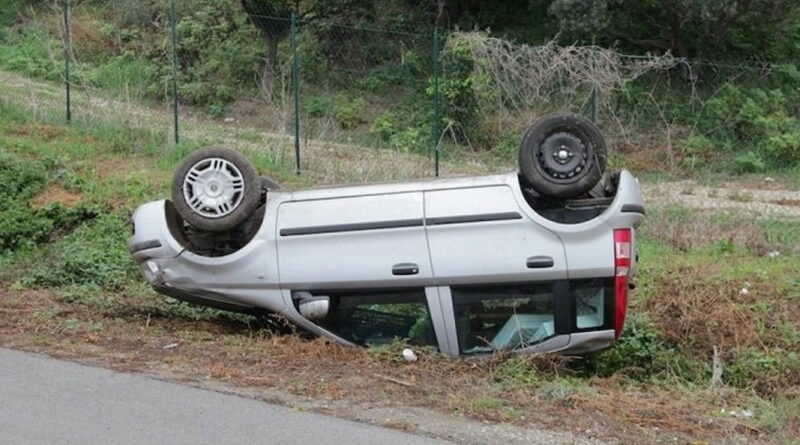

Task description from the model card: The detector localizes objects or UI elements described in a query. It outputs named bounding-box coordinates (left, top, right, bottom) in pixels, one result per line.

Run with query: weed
left=21, top=212, right=135, bottom=290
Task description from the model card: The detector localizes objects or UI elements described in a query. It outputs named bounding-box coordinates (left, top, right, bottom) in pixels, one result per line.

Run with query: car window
left=451, top=283, right=555, bottom=355
left=572, top=278, right=612, bottom=330
left=311, top=289, right=436, bottom=348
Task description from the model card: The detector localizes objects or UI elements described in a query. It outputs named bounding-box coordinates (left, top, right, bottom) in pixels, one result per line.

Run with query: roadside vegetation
left=2, top=0, right=800, bottom=179
left=1, top=93, right=798, bottom=442
left=1, top=0, right=799, bottom=442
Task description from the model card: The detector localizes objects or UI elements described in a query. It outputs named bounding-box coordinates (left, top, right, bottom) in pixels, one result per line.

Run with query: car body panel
left=276, top=192, right=434, bottom=289
left=424, top=185, right=568, bottom=285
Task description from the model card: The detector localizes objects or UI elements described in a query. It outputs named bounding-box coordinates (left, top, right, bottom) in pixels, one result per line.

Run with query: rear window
left=452, top=283, right=555, bottom=355
left=452, top=279, right=614, bottom=354
left=572, top=278, right=613, bottom=331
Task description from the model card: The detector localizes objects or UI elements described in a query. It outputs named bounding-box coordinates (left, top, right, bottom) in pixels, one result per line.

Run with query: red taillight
left=613, top=229, right=632, bottom=338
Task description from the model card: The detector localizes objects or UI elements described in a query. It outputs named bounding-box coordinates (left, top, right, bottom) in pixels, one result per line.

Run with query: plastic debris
left=402, top=348, right=418, bottom=363
left=723, top=409, right=754, bottom=419
left=767, top=250, right=780, bottom=258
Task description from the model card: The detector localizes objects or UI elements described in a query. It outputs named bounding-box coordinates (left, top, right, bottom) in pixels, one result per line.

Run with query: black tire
left=518, top=112, right=607, bottom=199
left=171, top=147, right=261, bottom=232
left=260, top=176, right=281, bottom=191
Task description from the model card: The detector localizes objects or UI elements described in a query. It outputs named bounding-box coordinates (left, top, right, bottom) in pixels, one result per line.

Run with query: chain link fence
left=3, top=0, right=799, bottom=178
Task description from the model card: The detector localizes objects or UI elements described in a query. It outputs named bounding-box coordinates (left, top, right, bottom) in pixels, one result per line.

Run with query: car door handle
left=392, top=263, right=419, bottom=276
left=526, top=256, right=554, bottom=269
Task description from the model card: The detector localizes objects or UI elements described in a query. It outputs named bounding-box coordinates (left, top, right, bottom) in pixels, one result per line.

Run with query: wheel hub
left=182, top=158, right=245, bottom=218
left=536, top=132, right=588, bottom=181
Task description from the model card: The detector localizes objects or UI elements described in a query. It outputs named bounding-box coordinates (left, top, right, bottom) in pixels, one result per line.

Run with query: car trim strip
left=280, top=218, right=424, bottom=236
left=425, top=211, right=522, bottom=226
left=280, top=212, right=523, bottom=236
left=129, top=239, right=162, bottom=253
left=621, top=203, right=646, bottom=215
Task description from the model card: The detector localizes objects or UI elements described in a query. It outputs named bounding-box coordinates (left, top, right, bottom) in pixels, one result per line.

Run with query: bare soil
left=643, top=180, right=800, bottom=218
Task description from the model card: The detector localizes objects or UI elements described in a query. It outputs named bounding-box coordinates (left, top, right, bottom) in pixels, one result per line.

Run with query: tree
left=240, top=0, right=296, bottom=94
left=548, top=0, right=800, bottom=64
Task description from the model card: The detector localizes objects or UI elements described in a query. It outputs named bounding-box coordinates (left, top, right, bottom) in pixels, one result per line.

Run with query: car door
left=424, top=185, right=570, bottom=355
left=424, top=185, right=567, bottom=285
left=276, top=191, right=433, bottom=289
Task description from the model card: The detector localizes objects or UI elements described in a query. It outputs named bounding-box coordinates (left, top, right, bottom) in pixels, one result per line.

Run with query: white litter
left=739, top=288, right=749, bottom=295
left=725, top=409, right=754, bottom=419
left=223, top=117, right=235, bottom=123
left=767, top=250, right=781, bottom=258
left=402, top=348, right=417, bottom=363
left=163, top=343, right=179, bottom=349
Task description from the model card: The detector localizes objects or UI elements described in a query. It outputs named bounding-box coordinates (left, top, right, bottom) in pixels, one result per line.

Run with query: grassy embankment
left=0, top=91, right=798, bottom=443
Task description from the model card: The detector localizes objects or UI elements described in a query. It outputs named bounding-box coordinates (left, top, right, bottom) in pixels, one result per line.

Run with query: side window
left=572, top=278, right=613, bottom=330
left=302, top=289, right=436, bottom=348
left=451, top=283, right=555, bottom=355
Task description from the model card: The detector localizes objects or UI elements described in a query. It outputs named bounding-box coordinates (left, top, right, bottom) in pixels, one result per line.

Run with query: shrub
left=0, top=25, right=62, bottom=81
left=389, top=126, right=427, bottom=152
left=733, top=151, right=766, bottom=173
left=435, top=36, right=482, bottom=146
left=725, top=347, right=800, bottom=394
left=578, top=313, right=701, bottom=381
left=145, top=0, right=264, bottom=106
left=332, top=94, right=365, bottom=130
left=702, top=83, right=800, bottom=168
left=370, top=111, right=397, bottom=141
left=23, top=212, right=134, bottom=290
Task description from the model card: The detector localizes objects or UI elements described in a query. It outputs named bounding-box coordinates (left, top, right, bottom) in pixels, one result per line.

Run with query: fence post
left=62, top=0, right=71, bottom=123
left=291, top=13, right=300, bottom=175
left=431, top=26, right=441, bottom=177
left=169, top=0, right=180, bottom=144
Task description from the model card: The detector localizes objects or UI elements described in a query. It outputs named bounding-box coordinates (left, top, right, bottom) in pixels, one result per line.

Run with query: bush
left=702, top=83, right=800, bottom=168
left=332, top=94, right=365, bottom=130
left=0, top=152, right=99, bottom=254
left=304, top=95, right=329, bottom=118
left=370, top=111, right=397, bottom=141
left=146, top=0, right=264, bottom=106
left=389, top=126, right=427, bottom=152
left=0, top=25, right=62, bottom=81
left=725, top=347, right=800, bottom=394
left=733, top=151, right=766, bottom=173
left=23, top=212, right=134, bottom=290
left=579, top=314, right=702, bottom=381
left=436, top=36, right=482, bottom=146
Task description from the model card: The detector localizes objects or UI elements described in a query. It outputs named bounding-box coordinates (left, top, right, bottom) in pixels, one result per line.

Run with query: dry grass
left=640, top=207, right=800, bottom=255
left=30, top=184, right=83, bottom=208
left=0, top=286, right=777, bottom=444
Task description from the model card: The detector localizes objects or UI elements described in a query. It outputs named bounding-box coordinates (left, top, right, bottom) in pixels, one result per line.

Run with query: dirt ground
left=643, top=179, right=800, bottom=218
left=0, top=288, right=774, bottom=445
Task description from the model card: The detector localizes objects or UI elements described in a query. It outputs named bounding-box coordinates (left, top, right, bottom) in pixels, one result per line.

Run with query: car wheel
left=518, top=112, right=607, bottom=199
left=171, top=147, right=261, bottom=232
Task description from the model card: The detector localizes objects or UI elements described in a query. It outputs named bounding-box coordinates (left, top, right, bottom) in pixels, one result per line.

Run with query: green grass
left=0, top=99, right=798, bottom=438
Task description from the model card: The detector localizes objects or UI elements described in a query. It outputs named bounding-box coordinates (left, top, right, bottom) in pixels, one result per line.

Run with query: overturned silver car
left=129, top=113, right=645, bottom=356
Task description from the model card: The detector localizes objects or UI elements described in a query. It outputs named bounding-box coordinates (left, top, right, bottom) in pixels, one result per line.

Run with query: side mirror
left=298, top=296, right=330, bottom=320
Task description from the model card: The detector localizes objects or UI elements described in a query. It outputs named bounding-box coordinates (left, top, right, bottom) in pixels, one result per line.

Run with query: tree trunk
left=261, top=35, right=280, bottom=99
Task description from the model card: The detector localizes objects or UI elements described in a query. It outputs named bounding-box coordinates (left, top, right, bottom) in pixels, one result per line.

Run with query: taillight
left=613, top=228, right=632, bottom=338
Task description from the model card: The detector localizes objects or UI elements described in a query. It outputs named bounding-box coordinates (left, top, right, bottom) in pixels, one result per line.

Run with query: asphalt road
left=0, top=348, right=449, bottom=445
